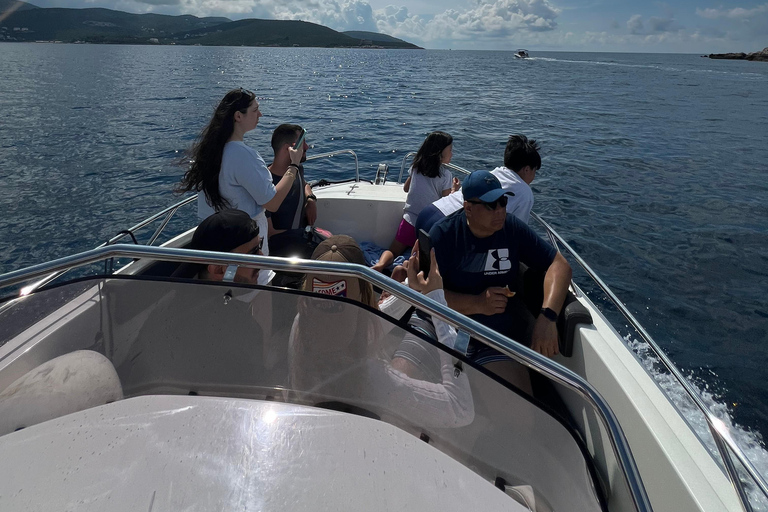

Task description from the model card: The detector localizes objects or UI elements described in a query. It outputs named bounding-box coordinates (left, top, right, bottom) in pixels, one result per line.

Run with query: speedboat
left=0, top=150, right=765, bottom=511
left=515, top=49, right=530, bottom=59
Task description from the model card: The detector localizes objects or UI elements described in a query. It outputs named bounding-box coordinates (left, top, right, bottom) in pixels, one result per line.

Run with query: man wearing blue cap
left=428, top=170, right=572, bottom=360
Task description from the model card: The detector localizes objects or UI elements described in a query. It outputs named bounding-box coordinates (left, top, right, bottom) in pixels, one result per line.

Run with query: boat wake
left=626, top=334, right=768, bottom=509
left=528, top=56, right=765, bottom=78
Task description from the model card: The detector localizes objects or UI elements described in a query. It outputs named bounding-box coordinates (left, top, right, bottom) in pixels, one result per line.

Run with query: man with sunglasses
left=428, top=170, right=572, bottom=361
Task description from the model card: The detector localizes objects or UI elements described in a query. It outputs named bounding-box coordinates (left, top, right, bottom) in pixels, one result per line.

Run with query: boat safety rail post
left=0, top=195, right=199, bottom=307
left=0, top=243, right=653, bottom=512
left=397, top=154, right=472, bottom=184
left=305, top=150, right=360, bottom=182
left=530, top=211, right=768, bottom=511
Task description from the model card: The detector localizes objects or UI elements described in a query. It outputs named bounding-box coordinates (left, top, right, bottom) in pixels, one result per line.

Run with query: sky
left=16, top=0, right=768, bottom=53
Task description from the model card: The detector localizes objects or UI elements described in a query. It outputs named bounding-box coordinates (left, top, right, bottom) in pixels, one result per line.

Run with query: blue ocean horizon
left=1, top=43, right=767, bottom=473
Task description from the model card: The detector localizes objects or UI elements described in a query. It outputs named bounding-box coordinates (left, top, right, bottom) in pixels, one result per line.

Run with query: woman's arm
left=263, top=146, right=302, bottom=212
left=381, top=245, right=474, bottom=428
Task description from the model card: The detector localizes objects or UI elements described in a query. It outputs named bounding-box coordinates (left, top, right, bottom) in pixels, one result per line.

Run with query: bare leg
left=390, top=265, right=407, bottom=283
left=372, top=239, right=409, bottom=272
left=483, top=360, right=533, bottom=395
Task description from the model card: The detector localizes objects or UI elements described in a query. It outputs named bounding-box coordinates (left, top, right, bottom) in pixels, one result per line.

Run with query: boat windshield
left=0, top=270, right=649, bottom=511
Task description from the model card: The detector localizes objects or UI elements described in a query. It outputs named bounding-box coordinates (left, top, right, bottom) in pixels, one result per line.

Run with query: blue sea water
left=1, top=43, right=767, bottom=469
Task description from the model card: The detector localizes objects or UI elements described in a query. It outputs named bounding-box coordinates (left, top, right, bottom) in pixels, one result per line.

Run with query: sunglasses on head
left=467, top=195, right=508, bottom=211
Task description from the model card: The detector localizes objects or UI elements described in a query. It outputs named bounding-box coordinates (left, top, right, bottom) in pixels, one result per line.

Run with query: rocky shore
left=708, top=47, right=768, bottom=62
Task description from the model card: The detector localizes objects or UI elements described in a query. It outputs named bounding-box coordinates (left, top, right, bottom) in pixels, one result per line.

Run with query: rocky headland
left=708, top=47, right=768, bottom=62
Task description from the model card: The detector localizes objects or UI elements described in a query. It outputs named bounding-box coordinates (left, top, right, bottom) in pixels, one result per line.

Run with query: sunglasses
left=467, top=195, right=508, bottom=211
left=248, top=237, right=264, bottom=255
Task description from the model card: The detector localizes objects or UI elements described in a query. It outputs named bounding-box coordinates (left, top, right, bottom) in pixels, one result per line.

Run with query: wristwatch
left=306, top=193, right=317, bottom=201
left=540, top=307, right=558, bottom=322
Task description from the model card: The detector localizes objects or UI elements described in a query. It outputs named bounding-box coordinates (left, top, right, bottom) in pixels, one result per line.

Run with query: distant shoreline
left=707, top=48, right=768, bottom=62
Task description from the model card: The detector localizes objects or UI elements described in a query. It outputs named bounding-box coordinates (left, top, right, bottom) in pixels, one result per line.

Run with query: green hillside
left=342, top=30, right=420, bottom=48
left=0, top=0, right=37, bottom=13
left=180, top=19, right=370, bottom=47
left=0, top=7, right=229, bottom=43
left=0, top=5, right=420, bottom=48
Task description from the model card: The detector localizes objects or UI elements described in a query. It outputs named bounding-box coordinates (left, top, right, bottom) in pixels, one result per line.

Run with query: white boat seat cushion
left=0, top=350, right=123, bottom=436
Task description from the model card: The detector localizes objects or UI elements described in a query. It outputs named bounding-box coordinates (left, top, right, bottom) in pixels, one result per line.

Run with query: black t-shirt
left=267, top=165, right=307, bottom=231
left=429, top=209, right=557, bottom=336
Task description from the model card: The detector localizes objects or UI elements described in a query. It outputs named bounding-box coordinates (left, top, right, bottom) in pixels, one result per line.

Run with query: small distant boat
left=514, top=49, right=529, bottom=59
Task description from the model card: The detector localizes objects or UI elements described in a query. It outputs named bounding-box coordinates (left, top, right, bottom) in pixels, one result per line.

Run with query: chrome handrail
left=0, top=243, right=652, bottom=512
left=3, top=195, right=197, bottom=301
left=397, top=152, right=416, bottom=183
left=530, top=211, right=768, bottom=509
left=398, top=153, right=472, bottom=183
left=305, top=150, right=360, bottom=182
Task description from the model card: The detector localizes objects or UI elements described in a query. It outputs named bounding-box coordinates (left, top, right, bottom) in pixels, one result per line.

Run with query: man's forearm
left=541, top=253, right=572, bottom=314
left=444, top=289, right=481, bottom=315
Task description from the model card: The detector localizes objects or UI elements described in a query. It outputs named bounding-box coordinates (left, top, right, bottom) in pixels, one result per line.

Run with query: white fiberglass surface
left=0, top=395, right=525, bottom=512
left=0, top=277, right=620, bottom=511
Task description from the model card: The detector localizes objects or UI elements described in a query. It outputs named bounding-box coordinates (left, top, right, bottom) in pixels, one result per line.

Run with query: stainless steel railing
left=0, top=243, right=652, bottom=512
left=1, top=195, right=197, bottom=302
left=530, top=212, right=768, bottom=511
left=305, top=149, right=360, bottom=182
left=397, top=152, right=471, bottom=183
left=397, top=152, right=767, bottom=509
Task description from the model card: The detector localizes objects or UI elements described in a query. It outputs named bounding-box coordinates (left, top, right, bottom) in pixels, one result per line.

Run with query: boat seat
left=0, top=350, right=123, bottom=436
left=557, top=292, right=592, bottom=357
left=518, top=264, right=593, bottom=357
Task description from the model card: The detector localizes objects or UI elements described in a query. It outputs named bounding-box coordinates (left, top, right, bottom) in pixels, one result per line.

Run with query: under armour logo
left=485, top=248, right=512, bottom=272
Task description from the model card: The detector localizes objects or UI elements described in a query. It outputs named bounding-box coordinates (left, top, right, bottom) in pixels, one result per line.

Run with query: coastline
left=708, top=47, right=768, bottom=62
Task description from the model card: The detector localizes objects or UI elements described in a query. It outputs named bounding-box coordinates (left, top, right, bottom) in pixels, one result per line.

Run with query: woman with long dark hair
left=177, top=88, right=302, bottom=263
left=373, top=131, right=458, bottom=273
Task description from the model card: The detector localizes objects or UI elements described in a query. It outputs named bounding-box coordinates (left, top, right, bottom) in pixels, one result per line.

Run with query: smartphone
left=418, top=229, right=432, bottom=278
left=294, top=128, right=307, bottom=149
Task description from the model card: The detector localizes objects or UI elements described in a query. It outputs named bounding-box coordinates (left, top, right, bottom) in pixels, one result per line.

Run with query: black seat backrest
left=518, top=263, right=593, bottom=357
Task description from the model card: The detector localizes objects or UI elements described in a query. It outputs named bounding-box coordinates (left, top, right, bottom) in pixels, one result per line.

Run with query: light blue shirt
left=197, top=141, right=276, bottom=220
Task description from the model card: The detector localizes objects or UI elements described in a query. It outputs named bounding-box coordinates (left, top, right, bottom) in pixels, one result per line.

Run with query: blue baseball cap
left=462, top=170, right=514, bottom=203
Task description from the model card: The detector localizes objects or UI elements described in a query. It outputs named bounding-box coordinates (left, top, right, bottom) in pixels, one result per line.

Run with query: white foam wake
left=626, top=334, right=768, bottom=509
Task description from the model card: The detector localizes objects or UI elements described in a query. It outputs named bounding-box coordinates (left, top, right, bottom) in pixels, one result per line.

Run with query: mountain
left=0, top=7, right=229, bottom=43
left=342, top=30, right=419, bottom=48
left=179, top=18, right=364, bottom=47
left=0, top=5, right=421, bottom=48
left=0, top=0, right=38, bottom=13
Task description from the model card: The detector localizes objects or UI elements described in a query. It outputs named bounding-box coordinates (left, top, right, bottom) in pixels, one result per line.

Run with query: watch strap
left=540, top=307, right=558, bottom=322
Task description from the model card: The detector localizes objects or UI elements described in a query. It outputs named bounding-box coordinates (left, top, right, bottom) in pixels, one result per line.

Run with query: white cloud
left=627, top=14, right=643, bottom=34
left=273, top=0, right=379, bottom=32
left=625, top=13, right=681, bottom=35
left=696, top=4, right=768, bottom=20
left=265, top=0, right=560, bottom=45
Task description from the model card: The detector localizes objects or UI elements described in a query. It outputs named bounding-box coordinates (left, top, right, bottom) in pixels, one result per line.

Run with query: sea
left=1, top=43, right=767, bottom=482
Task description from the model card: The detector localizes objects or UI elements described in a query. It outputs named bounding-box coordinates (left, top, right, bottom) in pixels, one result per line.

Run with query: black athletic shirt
left=267, top=164, right=307, bottom=231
